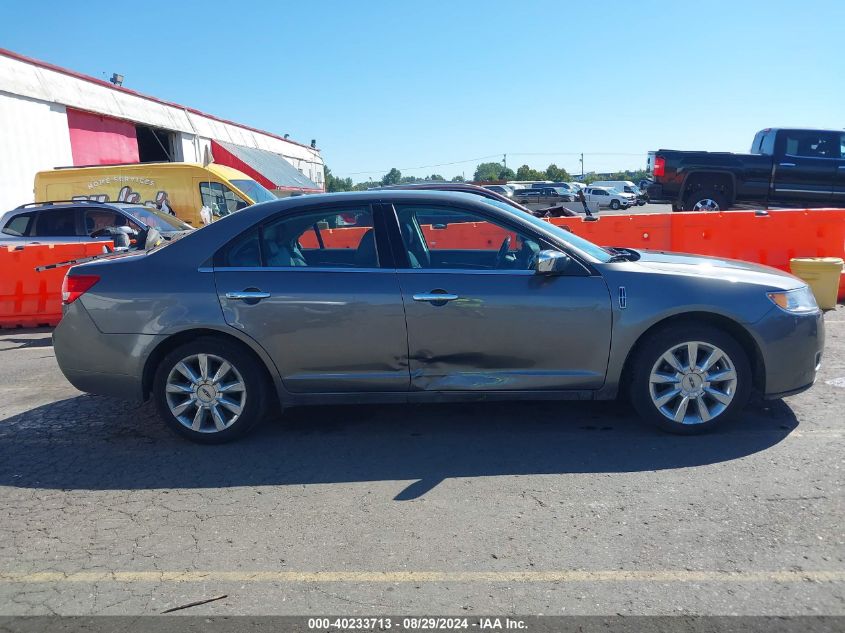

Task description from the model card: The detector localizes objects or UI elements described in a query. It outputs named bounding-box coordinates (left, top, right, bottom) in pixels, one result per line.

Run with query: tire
left=628, top=324, right=751, bottom=434
left=610, top=199, right=621, bottom=210
left=153, top=337, right=270, bottom=443
left=637, top=200, right=646, bottom=206
left=683, top=188, right=728, bottom=212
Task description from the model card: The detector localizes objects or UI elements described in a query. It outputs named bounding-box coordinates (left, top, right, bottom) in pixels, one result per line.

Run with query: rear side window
left=219, top=227, right=262, bottom=267
left=34, top=209, right=78, bottom=237
left=2, top=212, right=35, bottom=236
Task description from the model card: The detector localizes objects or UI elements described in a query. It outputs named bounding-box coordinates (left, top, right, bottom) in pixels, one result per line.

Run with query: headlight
left=767, top=287, right=818, bottom=313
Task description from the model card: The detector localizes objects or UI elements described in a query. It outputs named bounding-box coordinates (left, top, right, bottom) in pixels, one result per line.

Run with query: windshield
left=230, top=179, right=277, bottom=204
left=125, top=206, right=192, bottom=232
left=475, top=197, right=612, bottom=262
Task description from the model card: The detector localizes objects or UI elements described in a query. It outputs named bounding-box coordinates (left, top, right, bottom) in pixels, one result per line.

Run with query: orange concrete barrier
left=550, top=209, right=845, bottom=301
left=0, top=242, right=110, bottom=328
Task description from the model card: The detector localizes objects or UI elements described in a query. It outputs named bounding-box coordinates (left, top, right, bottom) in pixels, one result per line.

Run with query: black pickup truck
left=646, top=128, right=845, bottom=211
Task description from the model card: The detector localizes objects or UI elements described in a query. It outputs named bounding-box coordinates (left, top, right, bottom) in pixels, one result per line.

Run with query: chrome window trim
left=212, top=266, right=393, bottom=274
left=211, top=266, right=537, bottom=276
left=395, top=268, right=536, bottom=276
left=783, top=153, right=844, bottom=162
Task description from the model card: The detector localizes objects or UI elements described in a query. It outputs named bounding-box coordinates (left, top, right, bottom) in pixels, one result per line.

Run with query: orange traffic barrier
left=0, top=242, right=110, bottom=328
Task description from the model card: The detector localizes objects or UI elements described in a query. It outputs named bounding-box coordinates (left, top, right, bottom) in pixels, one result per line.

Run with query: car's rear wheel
left=153, top=338, right=268, bottom=443
left=629, top=325, right=751, bottom=434
left=684, top=188, right=728, bottom=212
left=610, top=199, right=621, bottom=210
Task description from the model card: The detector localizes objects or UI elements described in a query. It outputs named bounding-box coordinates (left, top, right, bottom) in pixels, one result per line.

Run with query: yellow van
left=34, top=163, right=278, bottom=226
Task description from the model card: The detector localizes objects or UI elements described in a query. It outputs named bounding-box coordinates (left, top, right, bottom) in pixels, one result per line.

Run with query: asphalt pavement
left=0, top=311, right=843, bottom=616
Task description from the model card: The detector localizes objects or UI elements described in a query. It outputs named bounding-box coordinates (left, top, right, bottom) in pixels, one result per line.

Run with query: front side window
left=394, top=205, right=542, bottom=271
left=199, top=182, right=249, bottom=217
left=34, top=209, right=78, bottom=237
left=83, top=209, right=142, bottom=235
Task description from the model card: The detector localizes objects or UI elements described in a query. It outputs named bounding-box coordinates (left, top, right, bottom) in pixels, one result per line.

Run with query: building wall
left=0, top=91, right=73, bottom=208
left=0, top=50, right=324, bottom=207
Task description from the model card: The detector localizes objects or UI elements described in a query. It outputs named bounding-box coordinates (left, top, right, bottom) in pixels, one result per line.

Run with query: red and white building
left=0, top=48, right=324, bottom=210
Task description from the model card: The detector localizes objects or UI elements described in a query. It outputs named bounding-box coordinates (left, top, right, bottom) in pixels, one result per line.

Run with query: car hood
left=627, top=250, right=806, bottom=290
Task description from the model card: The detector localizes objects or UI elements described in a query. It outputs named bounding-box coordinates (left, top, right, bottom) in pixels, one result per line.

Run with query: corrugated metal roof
left=216, top=141, right=320, bottom=190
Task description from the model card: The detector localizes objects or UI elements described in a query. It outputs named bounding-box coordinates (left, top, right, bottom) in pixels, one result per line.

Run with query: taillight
left=653, top=156, right=666, bottom=177
left=61, top=274, right=100, bottom=305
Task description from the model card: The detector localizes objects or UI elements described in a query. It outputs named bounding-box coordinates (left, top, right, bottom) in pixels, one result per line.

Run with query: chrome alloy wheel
left=648, top=341, right=737, bottom=425
left=165, top=353, right=247, bottom=433
left=692, top=198, right=720, bottom=211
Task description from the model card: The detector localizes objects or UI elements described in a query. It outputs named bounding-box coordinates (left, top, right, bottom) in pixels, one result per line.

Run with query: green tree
left=545, top=164, right=570, bottom=182
left=323, top=165, right=353, bottom=192
left=426, top=174, right=445, bottom=181
left=451, top=175, right=466, bottom=182
left=473, top=162, right=504, bottom=181
left=381, top=168, right=402, bottom=185
left=515, top=164, right=546, bottom=181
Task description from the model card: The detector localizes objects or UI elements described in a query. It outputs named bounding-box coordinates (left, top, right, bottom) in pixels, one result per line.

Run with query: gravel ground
left=0, top=309, right=842, bottom=616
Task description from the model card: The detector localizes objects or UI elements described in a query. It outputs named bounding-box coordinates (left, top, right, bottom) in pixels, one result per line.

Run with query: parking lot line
left=1, top=570, right=842, bottom=584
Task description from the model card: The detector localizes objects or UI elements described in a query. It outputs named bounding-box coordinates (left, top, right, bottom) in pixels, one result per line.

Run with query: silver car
left=53, top=191, right=824, bottom=443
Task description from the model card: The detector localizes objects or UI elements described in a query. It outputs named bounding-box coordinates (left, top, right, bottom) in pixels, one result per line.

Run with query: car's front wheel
left=610, top=199, right=621, bottom=210
left=629, top=325, right=751, bottom=434
left=153, top=337, right=268, bottom=443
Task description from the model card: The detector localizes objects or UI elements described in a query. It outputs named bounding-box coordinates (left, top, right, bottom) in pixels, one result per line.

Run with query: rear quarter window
left=2, top=212, right=35, bottom=236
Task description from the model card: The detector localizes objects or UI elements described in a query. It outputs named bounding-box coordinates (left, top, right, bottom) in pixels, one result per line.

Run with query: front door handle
left=226, top=290, right=271, bottom=301
left=413, top=291, right=460, bottom=305
left=779, top=162, right=797, bottom=167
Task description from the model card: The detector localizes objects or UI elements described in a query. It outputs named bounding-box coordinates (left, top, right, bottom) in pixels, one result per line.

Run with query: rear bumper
left=646, top=183, right=673, bottom=203
left=53, top=302, right=158, bottom=402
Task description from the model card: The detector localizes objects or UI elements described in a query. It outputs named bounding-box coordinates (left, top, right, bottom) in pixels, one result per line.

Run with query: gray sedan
left=52, top=191, right=824, bottom=443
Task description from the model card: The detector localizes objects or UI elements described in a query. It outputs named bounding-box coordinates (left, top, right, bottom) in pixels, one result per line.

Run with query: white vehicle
left=568, top=182, right=586, bottom=191
left=591, top=180, right=646, bottom=206
left=583, top=186, right=636, bottom=210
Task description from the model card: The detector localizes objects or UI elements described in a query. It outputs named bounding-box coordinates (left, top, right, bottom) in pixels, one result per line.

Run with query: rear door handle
left=779, top=162, right=797, bottom=167
left=226, top=290, right=271, bottom=301
left=413, top=291, right=460, bottom=304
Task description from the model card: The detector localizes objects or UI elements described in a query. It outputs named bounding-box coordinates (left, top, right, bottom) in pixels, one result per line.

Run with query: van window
left=34, top=209, right=78, bottom=237
left=199, top=182, right=249, bottom=217
left=2, top=212, right=35, bottom=236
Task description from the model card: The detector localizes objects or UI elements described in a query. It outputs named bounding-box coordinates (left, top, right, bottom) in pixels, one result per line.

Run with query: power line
left=342, top=152, right=645, bottom=177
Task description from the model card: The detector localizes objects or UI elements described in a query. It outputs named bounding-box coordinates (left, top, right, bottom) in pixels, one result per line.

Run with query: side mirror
left=535, top=250, right=571, bottom=275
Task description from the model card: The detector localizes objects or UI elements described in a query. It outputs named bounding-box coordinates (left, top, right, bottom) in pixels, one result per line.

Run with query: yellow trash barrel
left=789, top=257, right=844, bottom=310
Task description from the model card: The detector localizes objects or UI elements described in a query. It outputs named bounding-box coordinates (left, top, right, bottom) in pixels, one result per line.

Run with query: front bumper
left=754, top=307, right=825, bottom=399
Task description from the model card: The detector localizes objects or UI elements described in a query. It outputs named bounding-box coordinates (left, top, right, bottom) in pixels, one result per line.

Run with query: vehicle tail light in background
left=61, top=274, right=100, bottom=305
left=653, top=156, right=666, bottom=177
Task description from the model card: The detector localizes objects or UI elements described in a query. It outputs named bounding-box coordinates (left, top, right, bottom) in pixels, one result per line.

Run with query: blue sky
left=2, top=0, right=843, bottom=180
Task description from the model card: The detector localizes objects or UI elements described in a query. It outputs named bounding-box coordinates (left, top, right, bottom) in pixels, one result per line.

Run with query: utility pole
left=502, top=153, right=507, bottom=170
left=579, top=153, right=584, bottom=179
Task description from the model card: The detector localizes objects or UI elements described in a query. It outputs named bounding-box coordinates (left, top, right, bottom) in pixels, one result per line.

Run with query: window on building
left=136, top=125, right=177, bottom=162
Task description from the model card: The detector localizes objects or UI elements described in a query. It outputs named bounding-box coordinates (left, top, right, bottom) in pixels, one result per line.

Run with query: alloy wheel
left=648, top=341, right=737, bottom=425
left=165, top=353, right=247, bottom=433
left=692, top=198, right=720, bottom=211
